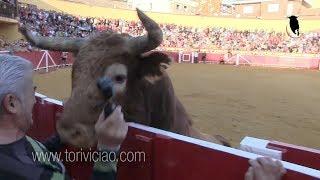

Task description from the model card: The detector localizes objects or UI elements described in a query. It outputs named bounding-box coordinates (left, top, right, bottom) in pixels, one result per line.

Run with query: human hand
left=245, top=157, right=286, bottom=180
left=95, top=106, right=128, bottom=151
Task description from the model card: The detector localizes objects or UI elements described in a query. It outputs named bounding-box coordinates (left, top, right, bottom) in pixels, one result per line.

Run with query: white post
left=45, top=51, right=49, bottom=73
left=178, top=51, right=182, bottom=63
left=317, top=54, right=320, bottom=70
left=37, top=52, right=46, bottom=70
left=191, top=52, right=194, bottom=64
left=236, top=54, right=240, bottom=66
left=36, top=50, right=58, bottom=71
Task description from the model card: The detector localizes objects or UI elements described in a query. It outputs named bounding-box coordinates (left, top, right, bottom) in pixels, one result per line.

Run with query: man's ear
left=2, top=94, right=19, bottom=114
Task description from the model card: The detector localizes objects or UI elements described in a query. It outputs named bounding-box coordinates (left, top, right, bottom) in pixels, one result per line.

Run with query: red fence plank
left=118, top=128, right=154, bottom=180
left=268, top=142, right=320, bottom=170
left=120, top=124, right=320, bottom=180
left=11, top=51, right=320, bottom=70
left=28, top=99, right=56, bottom=141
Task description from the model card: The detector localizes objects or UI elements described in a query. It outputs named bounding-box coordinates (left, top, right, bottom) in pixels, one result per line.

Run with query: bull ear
left=137, top=52, right=171, bottom=78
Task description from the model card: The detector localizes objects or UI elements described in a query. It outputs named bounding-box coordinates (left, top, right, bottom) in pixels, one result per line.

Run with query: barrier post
left=36, top=50, right=57, bottom=72
left=45, top=51, right=49, bottom=72
left=191, top=52, right=194, bottom=64
left=236, top=54, right=240, bottom=66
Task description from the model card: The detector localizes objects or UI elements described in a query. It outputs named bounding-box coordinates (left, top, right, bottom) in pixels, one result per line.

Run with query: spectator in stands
left=201, top=52, right=207, bottom=63
left=60, top=51, right=68, bottom=67
left=0, top=0, right=17, bottom=18
left=0, top=54, right=127, bottom=179
left=194, top=49, right=199, bottom=63
left=0, top=38, right=4, bottom=50
left=0, top=38, right=31, bottom=52
left=2, top=0, right=16, bottom=5
left=222, top=49, right=232, bottom=64
left=19, top=4, right=95, bottom=39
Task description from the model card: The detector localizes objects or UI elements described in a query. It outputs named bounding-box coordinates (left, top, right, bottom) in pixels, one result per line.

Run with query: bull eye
left=114, top=75, right=126, bottom=83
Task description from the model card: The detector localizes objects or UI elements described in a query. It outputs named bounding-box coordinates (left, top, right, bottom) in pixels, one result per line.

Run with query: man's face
left=15, top=73, right=36, bottom=132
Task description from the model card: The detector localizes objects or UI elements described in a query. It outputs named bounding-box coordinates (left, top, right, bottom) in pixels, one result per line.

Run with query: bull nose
left=97, top=77, right=114, bottom=99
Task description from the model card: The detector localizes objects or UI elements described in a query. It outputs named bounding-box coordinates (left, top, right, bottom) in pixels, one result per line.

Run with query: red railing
left=11, top=50, right=320, bottom=70
left=29, top=93, right=320, bottom=180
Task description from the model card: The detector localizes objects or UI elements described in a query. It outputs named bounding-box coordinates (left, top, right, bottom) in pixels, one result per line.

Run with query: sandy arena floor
left=34, top=64, right=320, bottom=149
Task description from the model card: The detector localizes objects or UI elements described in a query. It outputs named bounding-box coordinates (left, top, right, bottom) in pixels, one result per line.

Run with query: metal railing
left=0, top=1, right=17, bottom=19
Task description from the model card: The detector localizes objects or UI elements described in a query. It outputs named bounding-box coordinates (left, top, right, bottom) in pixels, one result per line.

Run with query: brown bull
left=20, top=9, right=230, bottom=148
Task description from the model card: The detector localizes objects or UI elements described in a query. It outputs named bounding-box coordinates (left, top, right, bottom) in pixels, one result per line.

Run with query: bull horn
left=129, top=9, right=163, bottom=54
left=19, top=25, right=85, bottom=52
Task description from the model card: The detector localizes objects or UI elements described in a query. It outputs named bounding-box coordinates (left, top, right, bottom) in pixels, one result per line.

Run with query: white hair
left=0, top=54, right=33, bottom=115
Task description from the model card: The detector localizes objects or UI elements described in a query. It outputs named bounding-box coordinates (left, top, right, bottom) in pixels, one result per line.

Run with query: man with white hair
left=0, top=54, right=128, bottom=179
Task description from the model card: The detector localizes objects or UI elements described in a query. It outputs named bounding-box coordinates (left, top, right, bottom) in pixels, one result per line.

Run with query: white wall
left=152, top=0, right=171, bottom=13
left=128, top=0, right=170, bottom=13
left=128, top=0, right=171, bottom=13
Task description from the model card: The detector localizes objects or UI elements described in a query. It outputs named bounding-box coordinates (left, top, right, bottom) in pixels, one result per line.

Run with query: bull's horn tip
left=136, top=8, right=144, bottom=17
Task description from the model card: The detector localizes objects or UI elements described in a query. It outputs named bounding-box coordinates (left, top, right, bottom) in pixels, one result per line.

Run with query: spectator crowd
left=1, top=0, right=16, bottom=5
left=0, top=38, right=31, bottom=52
left=0, top=0, right=17, bottom=19
left=1, top=4, right=320, bottom=54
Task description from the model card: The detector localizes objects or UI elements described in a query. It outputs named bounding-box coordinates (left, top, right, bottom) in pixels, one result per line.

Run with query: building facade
left=197, top=0, right=222, bottom=16
left=128, top=0, right=198, bottom=14
left=229, top=0, right=320, bottom=19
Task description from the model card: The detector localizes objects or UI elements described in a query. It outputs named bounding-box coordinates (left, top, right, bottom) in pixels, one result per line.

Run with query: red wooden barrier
left=119, top=124, right=320, bottom=180
left=240, top=55, right=320, bottom=69
left=13, top=51, right=75, bottom=70
left=28, top=94, right=57, bottom=141
left=240, top=137, right=320, bottom=171
left=28, top=93, right=320, bottom=180
left=12, top=50, right=320, bottom=70
left=267, top=142, right=320, bottom=170
left=15, top=51, right=42, bottom=67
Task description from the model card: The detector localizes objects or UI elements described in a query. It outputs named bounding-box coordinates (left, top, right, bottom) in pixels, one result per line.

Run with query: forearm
left=91, top=149, right=118, bottom=180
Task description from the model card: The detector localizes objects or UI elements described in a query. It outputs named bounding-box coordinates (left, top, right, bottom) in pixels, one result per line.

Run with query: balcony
left=0, top=1, right=17, bottom=19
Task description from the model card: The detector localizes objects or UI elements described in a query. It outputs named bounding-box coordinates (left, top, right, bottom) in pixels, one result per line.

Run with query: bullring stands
left=15, top=3, right=320, bottom=54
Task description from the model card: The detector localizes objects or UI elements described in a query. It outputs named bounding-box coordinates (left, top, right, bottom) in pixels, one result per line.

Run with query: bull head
left=20, top=9, right=173, bottom=148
